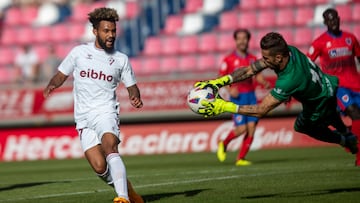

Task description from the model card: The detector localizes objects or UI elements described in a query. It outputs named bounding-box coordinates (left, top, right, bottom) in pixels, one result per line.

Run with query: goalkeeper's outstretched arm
left=237, top=93, right=282, bottom=117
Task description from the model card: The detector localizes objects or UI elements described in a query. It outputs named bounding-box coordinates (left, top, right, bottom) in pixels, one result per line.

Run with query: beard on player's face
left=97, top=36, right=115, bottom=53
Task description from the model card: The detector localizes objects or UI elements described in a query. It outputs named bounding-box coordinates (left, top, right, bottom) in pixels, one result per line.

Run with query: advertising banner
left=0, top=118, right=333, bottom=161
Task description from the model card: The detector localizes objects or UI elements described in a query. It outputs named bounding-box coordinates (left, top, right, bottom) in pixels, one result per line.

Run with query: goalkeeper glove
left=194, top=75, right=233, bottom=92
left=199, top=98, right=239, bottom=117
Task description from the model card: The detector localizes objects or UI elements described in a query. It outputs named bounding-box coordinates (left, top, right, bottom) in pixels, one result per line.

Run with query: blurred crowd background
left=0, top=0, right=359, bottom=85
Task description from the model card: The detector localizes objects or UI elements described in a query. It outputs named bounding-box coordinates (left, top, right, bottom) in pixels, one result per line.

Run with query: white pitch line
left=0, top=171, right=281, bottom=202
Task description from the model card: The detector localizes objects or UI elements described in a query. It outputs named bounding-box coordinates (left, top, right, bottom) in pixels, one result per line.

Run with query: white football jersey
left=58, top=42, right=137, bottom=123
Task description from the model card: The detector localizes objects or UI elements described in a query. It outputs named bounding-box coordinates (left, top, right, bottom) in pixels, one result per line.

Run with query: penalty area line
left=0, top=171, right=279, bottom=202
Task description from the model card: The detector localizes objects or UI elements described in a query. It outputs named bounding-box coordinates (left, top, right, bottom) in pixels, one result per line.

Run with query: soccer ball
left=187, top=86, right=216, bottom=113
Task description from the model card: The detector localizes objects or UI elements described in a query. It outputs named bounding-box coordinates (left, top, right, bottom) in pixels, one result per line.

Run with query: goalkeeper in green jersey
left=196, top=32, right=358, bottom=155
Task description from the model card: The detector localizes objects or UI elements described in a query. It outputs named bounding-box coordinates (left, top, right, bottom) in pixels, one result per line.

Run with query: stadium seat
left=259, top=0, right=277, bottom=9
left=335, top=4, right=353, bottom=22
left=295, top=7, right=314, bottom=26
left=257, top=11, right=276, bottom=28
left=276, top=0, right=296, bottom=7
left=218, top=11, right=238, bottom=31
left=198, top=33, right=218, bottom=53
left=71, top=3, right=91, bottom=22
left=68, top=23, right=86, bottom=41
left=201, top=0, right=224, bottom=15
left=21, top=6, right=38, bottom=25
left=295, top=0, right=328, bottom=6
left=313, top=26, right=325, bottom=39
left=17, top=27, right=35, bottom=45
left=277, top=28, right=294, bottom=45
left=126, top=1, right=140, bottom=19
left=217, top=32, right=235, bottom=52
left=1, top=28, right=17, bottom=46
left=180, top=35, right=199, bottom=54
left=248, top=32, right=258, bottom=50
left=238, top=0, right=258, bottom=10
left=179, top=13, right=204, bottom=35
left=276, top=8, right=295, bottom=27
left=238, top=11, right=257, bottom=29
left=33, top=26, right=52, bottom=44
left=353, top=4, right=360, bottom=22
left=0, top=48, right=15, bottom=65
left=293, top=28, right=313, bottom=47
left=163, top=15, right=183, bottom=35
left=5, top=7, right=22, bottom=26
left=184, top=0, right=203, bottom=13
left=142, top=57, right=161, bottom=74
left=178, top=55, right=198, bottom=72
left=51, top=24, right=69, bottom=42
left=129, top=57, right=142, bottom=75
left=0, top=68, right=13, bottom=83
left=197, top=53, right=217, bottom=71
left=33, top=44, right=50, bottom=62
left=55, top=43, right=75, bottom=59
left=161, top=36, right=181, bottom=55
left=143, top=37, right=162, bottom=56
left=160, top=56, right=179, bottom=73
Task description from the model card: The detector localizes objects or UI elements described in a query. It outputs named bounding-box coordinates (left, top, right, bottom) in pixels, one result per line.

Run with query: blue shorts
left=336, top=87, right=360, bottom=112
left=230, top=91, right=259, bottom=126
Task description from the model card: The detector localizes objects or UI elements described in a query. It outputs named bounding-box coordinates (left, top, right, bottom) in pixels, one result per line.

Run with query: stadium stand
left=0, top=0, right=359, bottom=83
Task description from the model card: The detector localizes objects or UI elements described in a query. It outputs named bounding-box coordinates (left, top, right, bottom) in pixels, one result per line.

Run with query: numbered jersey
left=271, top=46, right=338, bottom=120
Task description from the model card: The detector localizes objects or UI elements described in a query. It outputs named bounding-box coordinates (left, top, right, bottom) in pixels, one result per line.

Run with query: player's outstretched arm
left=195, top=59, right=268, bottom=90
left=127, top=84, right=143, bottom=108
left=43, top=71, right=68, bottom=98
left=200, top=93, right=281, bottom=118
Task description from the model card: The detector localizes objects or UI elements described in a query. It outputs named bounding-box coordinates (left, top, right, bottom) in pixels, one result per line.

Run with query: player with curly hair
left=44, top=8, right=143, bottom=203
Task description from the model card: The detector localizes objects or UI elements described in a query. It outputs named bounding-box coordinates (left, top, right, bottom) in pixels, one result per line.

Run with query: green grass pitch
left=0, top=147, right=359, bottom=203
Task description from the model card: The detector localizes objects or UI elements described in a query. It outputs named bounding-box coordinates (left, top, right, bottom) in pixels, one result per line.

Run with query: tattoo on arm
left=237, top=93, right=282, bottom=117
left=230, top=59, right=267, bottom=83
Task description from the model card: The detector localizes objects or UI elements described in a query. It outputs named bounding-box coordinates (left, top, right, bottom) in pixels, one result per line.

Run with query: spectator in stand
left=14, top=44, right=39, bottom=84
left=40, top=45, right=62, bottom=82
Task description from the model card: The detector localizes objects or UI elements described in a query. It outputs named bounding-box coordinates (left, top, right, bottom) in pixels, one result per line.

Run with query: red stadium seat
left=336, top=4, right=353, bottom=22
left=55, top=43, right=75, bottom=59
left=197, top=54, right=217, bottom=71
left=218, top=11, right=238, bottom=31
left=257, top=10, right=276, bottom=28
left=17, top=27, right=35, bottom=45
left=238, top=11, right=257, bottom=29
left=161, top=36, right=181, bottom=55
left=160, top=56, right=179, bottom=73
left=33, top=26, right=52, bottom=44
left=353, top=4, right=360, bottom=22
left=178, top=55, right=198, bottom=72
left=142, top=57, right=161, bottom=74
left=294, top=28, right=313, bottom=47
left=5, top=7, right=22, bottom=26
left=277, top=28, right=294, bottom=45
left=71, top=3, right=91, bottom=22
left=1, top=28, right=17, bottom=46
left=238, top=0, right=258, bottom=10
left=143, top=37, right=162, bottom=56
left=259, top=0, right=277, bottom=9
left=276, top=8, right=294, bottom=27
left=184, top=0, right=203, bottom=13
left=313, top=27, right=325, bottom=40
left=248, top=32, right=258, bottom=50
left=295, top=7, right=314, bottom=26
left=21, top=6, right=38, bottom=25
left=198, top=33, right=217, bottom=52
left=33, top=44, right=50, bottom=62
left=276, top=0, right=296, bottom=7
left=163, top=15, right=183, bottom=35
left=0, top=48, right=15, bottom=65
left=217, top=32, right=235, bottom=52
left=51, top=24, right=69, bottom=42
left=68, top=23, right=86, bottom=41
left=180, top=35, right=199, bottom=54
left=129, top=57, right=142, bottom=74
left=126, top=1, right=140, bottom=19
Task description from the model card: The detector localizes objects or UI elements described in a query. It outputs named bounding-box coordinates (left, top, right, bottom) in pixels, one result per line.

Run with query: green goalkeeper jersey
left=270, top=46, right=339, bottom=121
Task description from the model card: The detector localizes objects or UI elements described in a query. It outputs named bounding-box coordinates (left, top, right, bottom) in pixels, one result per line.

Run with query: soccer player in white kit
left=43, top=8, right=143, bottom=203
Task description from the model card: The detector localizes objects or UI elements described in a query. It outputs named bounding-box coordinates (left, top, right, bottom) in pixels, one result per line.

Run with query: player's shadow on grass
left=142, top=188, right=210, bottom=202
left=0, top=181, right=70, bottom=192
left=242, top=187, right=360, bottom=199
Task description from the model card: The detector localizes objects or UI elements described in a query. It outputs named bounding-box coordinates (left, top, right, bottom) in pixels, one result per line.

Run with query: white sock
left=106, top=153, right=129, bottom=200
left=96, top=165, right=113, bottom=186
